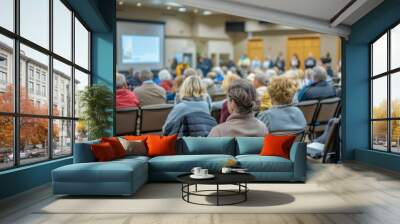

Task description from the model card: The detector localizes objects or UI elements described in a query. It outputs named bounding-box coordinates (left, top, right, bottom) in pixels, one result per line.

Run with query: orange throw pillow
left=91, top=142, right=117, bottom=162
left=260, top=134, right=296, bottom=159
left=146, top=135, right=177, bottom=157
left=124, top=135, right=148, bottom=142
left=101, top=137, right=126, bottom=158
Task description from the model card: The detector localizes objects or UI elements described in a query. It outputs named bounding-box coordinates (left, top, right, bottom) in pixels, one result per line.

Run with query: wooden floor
left=1, top=160, right=400, bottom=224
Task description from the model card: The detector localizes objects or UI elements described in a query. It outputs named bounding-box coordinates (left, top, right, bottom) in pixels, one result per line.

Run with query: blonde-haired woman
left=163, top=76, right=211, bottom=131
left=220, top=72, right=241, bottom=123
left=257, top=76, right=306, bottom=132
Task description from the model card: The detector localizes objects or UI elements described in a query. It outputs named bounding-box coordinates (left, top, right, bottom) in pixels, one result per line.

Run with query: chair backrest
left=211, top=93, right=226, bottom=102
left=116, top=107, right=139, bottom=136
left=140, top=104, right=174, bottom=134
left=269, top=130, right=305, bottom=142
left=314, top=97, right=341, bottom=126
left=296, top=100, right=319, bottom=125
left=323, top=118, right=341, bottom=163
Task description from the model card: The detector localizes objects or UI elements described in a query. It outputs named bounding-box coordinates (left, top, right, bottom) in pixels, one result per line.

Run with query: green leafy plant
left=79, top=84, right=113, bottom=140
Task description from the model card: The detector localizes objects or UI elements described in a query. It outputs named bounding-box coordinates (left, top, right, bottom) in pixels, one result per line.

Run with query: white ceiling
left=120, top=0, right=384, bottom=37
left=226, top=0, right=352, bottom=23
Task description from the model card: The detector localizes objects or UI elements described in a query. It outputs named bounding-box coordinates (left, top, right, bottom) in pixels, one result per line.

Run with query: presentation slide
left=117, top=20, right=165, bottom=71
left=122, top=35, right=160, bottom=64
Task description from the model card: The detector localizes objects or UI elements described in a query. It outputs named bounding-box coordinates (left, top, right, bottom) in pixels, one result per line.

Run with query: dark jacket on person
left=298, top=80, right=336, bottom=102
left=163, top=111, right=217, bottom=137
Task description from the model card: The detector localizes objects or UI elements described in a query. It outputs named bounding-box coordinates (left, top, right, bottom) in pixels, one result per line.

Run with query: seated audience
left=116, top=73, right=140, bottom=109
left=202, top=72, right=218, bottom=96
left=163, top=111, right=217, bottom=137
left=253, top=72, right=272, bottom=111
left=163, top=76, right=212, bottom=132
left=134, top=69, right=166, bottom=106
left=297, top=66, right=337, bottom=102
left=209, top=79, right=268, bottom=137
left=219, top=72, right=241, bottom=123
left=258, top=76, right=306, bottom=132
left=158, top=69, right=173, bottom=92
left=175, top=69, right=212, bottom=110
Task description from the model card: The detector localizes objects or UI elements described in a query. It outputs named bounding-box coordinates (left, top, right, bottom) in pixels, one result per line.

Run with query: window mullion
left=388, top=30, right=391, bottom=153
left=48, top=0, right=54, bottom=160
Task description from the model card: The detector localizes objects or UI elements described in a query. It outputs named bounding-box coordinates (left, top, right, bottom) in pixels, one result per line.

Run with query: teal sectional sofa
left=52, top=137, right=306, bottom=196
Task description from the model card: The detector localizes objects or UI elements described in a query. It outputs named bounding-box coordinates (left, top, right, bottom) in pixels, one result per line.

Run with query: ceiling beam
left=330, top=0, right=368, bottom=28
left=176, top=0, right=351, bottom=37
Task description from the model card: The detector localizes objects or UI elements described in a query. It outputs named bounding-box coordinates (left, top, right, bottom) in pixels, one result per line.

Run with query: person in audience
left=163, top=76, right=212, bottom=131
left=183, top=68, right=199, bottom=77
left=297, top=66, right=337, bottom=102
left=116, top=73, right=140, bottom=109
left=202, top=72, right=218, bottom=96
left=290, top=54, right=301, bottom=69
left=134, top=69, right=166, bottom=106
left=209, top=79, right=268, bottom=137
left=220, top=72, right=241, bottom=123
left=258, top=76, right=306, bottom=132
left=253, top=72, right=269, bottom=97
left=304, top=52, right=317, bottom=69
left=275, top=52, right=285, bottom=73
left=158, top=69, right=174, bottom=92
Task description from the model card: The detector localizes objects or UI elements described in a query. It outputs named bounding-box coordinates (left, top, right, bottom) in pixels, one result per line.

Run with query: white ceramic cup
left=200, top=169, right=208, bottom=176
left=221, top=167, right=232, bottom=174
left=191, top=167, right=202, bottom=176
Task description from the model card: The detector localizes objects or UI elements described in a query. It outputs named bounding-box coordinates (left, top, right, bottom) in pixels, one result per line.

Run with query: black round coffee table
left=177, top=173, right=255, bottom=206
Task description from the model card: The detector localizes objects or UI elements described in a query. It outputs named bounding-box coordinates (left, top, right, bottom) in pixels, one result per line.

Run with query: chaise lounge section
left=52, top=137, right=306, bottom=196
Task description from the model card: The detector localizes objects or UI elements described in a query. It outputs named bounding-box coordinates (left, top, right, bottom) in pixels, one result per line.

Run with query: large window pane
left=391, top=24, right=400, bottom=70
left=74, top=18, right=89, bottom=70
left=372, top=121, right=388, bottom=151
left=20, top=44, right=49, bottom=115
left=20, top=117, right=49, bottom=165
left=391, top=120, right=400, bottom=153
left=53, top=59, right=72, bottom=117
left=75, top=120, right=88, bottom=143
left=53, top=119, right=72, bottom=158
left=372, top=33, right=387, bottom=76
left=74, top=69, right=89, bottom=118
left=53, top=0, right=72, bottom=60
left=391, top=72, right=400, bottom=118
left=0, top=116, right=14, bottom=170
left=0, top=0, right=14, bottom=31
left=372, top=77, right=387, bottom=119
left=20, top=0, right=49, bottom=49
left=0, top=35, right=14, bottom=112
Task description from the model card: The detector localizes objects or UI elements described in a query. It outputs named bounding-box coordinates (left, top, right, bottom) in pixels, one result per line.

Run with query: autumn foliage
left=0, top=85, right=59, bottom=151
left=372, top=99, right=400, bottom=141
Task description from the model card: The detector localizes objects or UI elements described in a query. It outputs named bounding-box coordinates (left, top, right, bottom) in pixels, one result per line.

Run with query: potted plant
left=79, top=84, right=113, bottom=140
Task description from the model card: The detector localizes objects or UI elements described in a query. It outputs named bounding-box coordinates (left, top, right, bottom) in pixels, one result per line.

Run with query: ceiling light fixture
left=203, top=10, right=212, bottom=15
left=193, top=9, right=198, bottom=13
left=178, top=7, right=187, bottom=12
left=118, top=0, right=124, bottom=6
left=166, top=6, right=172, bottom=10
left=165, top=2, right=182, bottom=7
left=136, top=2, right=142, bottom=7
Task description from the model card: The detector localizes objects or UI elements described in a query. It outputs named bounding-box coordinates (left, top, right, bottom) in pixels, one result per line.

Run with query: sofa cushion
left=236, top=155, right=293, bottom=172
left=73, top=140, right=100, bottom=163
left=149, top=154, right=235, bottom=172
left=236, top=137, right=264, bottom=155
left=178, top=137, right=235, bottom=155
left=53, top=158, right=147, bottom=183
left=91, top=142, right=118, bottom=161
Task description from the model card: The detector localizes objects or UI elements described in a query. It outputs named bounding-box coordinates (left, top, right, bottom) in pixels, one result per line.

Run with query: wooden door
left=247, top=38, right=264, bottom=61
left=286, top=36, right=320, bottom=70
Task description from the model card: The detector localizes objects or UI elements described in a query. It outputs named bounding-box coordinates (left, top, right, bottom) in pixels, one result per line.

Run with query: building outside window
left=370, top=23, right=400, bottom=154
left=0, top=0, right=91, bottom=170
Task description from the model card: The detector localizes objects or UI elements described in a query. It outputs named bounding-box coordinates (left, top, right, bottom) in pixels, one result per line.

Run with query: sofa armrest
left=289, top=142, right=307, bottom=182
left=73, top=140, right=99, bottom=163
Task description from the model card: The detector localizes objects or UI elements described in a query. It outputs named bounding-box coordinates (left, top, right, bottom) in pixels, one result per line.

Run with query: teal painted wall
left=0, top=0, right=116, bottom=200
left=343, top=0, right=400, bottom=171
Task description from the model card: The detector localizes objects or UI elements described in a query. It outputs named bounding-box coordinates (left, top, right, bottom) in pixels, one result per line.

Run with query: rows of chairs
left=116, top=104, right=174, bottom=136
left=296, top=97, right=341, bottom=141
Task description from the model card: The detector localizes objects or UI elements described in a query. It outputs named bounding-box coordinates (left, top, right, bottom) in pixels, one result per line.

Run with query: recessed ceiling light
left=166, top=6, right=172, bottom=10
left=136, top=2, right=142, bottom=7
left=118, top=0, right=124, bottom=6
left=165, top=2, right=182, bottom=7
left=178, top=7, right=187, bottom=12
left=203, top=10, right=212, bottom=15
left=193, top=9, right=198, bottom=13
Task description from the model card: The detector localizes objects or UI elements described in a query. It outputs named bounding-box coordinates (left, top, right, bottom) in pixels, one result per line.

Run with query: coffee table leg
left=195, top=184, right=198, bottom=192
left=245, top=183, right=247, bottom=201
